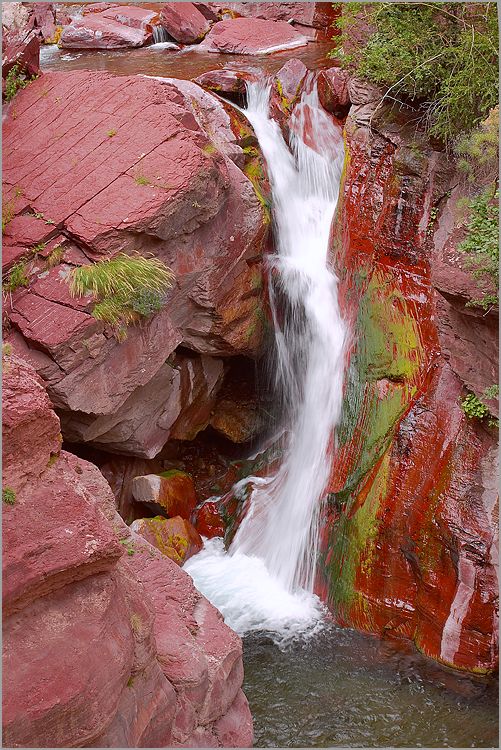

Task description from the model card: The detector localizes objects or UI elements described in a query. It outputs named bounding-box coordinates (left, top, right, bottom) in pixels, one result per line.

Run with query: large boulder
left=99, top=5, right=160, bottom=31
left=160, top=2, right=211, bottom=43
left=3, top=71, right=269, bottom=458
left=206, top=2, right=339, bottom=31
left=2, top=30, right=40, bottom=82
left=60, top=15, right=152, bottom=48
left=198, top=17, right=309, bottom=55
left=2, top=353, right=253, bottom=747
left=317, top=67, right=351, bottom=118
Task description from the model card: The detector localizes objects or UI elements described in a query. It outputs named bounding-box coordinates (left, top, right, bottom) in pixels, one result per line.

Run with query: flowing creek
left=42, top=46, right=499, bottom=748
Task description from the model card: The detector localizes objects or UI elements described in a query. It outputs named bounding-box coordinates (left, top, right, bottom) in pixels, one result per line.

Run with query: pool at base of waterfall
left=242, top=627, right=498, bottom=748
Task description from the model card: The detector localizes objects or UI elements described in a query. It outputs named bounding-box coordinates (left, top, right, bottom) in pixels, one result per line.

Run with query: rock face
left=3, top=71, right=269, bottom=459
left=318, top=78, right=499, bottom=675
left=160, top=2, right=211, bottom=43
left=2, top=351, right=253, bottom=747
left=199, top=17, right=309, bottom=55
left=60, top=15, right=152, bottom=48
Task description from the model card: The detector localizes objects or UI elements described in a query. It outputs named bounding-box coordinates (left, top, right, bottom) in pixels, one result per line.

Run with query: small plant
left=4, top=64, right=31, bottom=102
left=3, top=261, right=29, bottom=293
left=461, top=386, right=499, bottom=428
left=45, top=245, right=64, bottom=268
left=120, top=538, right=136, bottom=556
left=2, top=487, right=16, bottom=505
left=134, top=174, right=151, bottom=186
left=2, top=342, right=12, bottom=357
left=483, top=384, right=500, bottom=400
left=68, top=253, right=174, bottom=341
left=32, top=242, right=47, bottom=255
left=33, top=211, right=45, bottom=220
left=2, top=200, right=15, bottom=232
left=461, top=393, right=489, bottom=420
left=107, top=129, right=117, bottom=138
left=458, top=184, right=499, bottom=309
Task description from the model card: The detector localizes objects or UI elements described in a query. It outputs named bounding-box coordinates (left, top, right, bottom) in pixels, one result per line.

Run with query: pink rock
left=2, top=352, right=61, bottom=497
left=199, top=17, right=309, bottom=55
left=4, top=71, right=268, bottom=456
left=2, top=30, right=40, bottom=81
left=160, top=2, right=211, bottom=44
left=82, top=2, right=121, bottom=14
left=214, top=689, right=253, bottom=747
left=194, top=68, right=255, bottom=97
left=60, top=15, right=152, bottom=49
left=207, top=2, right=339, bottom=30
left=100, top=5, right=160, bottom=31
left=317, top=66, right=351, bottom=117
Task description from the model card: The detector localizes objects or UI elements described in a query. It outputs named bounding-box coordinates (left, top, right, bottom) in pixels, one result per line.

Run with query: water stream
left=185, top=80, right=346, bottom=642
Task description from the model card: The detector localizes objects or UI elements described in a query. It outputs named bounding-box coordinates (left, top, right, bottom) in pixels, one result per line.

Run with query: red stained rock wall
left=319, top=78, right=499, bottom=675
left=2, top=352, right=253, bottom=747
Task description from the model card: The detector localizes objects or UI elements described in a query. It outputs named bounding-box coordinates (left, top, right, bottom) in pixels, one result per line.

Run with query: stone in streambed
left=2, top=30, right=40, bottom=82
left=194, top=68, right=257, bottom=98
left=131, top=516, right=203, bottom=565
left=160, top=2, right=210, bottom=44
left=193, top=500, right=226, bottom=538
left=199, top=18, right=309, bottom=55
left=132, top=470, right=197, bottom=519
left=60, top=15, right=152, bottom=49
left=317, top=67, right=351, bottom=118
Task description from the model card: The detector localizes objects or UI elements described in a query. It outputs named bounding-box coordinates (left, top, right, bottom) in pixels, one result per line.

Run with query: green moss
left=2, top=487, right=16, bottom=505
left=4, top=63, right=34, bottom=102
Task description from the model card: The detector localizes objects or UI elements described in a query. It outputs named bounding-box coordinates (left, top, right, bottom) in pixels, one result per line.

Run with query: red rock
left=60, top=15, right=152, bottom=49
left=193, top=501, right=226, bottom=538
left=193, top=2, right=219, bottom=22
left=1, top=3, right=31, bottom=34
left=2, top=31, right=40, bottom=81
left=199, top=18, right=309, bottom=55
left=213, top=689, right=253, bottom=747
left=131, top=515, right=203, bottom=564
left=273, top=58, right=308, bottom=109
left=100, top=5, right=160, bottom=31
left=2, top=352, right=61, bottom=497
left=194, top=68, right=256, bottom=97
left=132, top=469, right=197, bottom=519
left=100, top=456, right=164, bottom=521
left=3, top=71, right=268, bottom=456
left=160, top=2, right=210, bottom=43
left=317, top=66, right=351, bottom=117
left=82, top=3, right=121, bottom=14
left=207, top=2, right=339, bottom=30
left=2, top=361, right=253, bottom=745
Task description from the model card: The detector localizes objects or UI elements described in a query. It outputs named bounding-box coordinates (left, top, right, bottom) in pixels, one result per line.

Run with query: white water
left=185, top=80, right=346, bottom=643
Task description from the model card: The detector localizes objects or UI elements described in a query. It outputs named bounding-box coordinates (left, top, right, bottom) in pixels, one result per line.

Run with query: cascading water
left=185, top=79, right=346, bottom=643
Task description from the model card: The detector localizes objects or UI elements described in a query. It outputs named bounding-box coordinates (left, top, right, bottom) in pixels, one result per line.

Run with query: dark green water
left=243, top=627, right=499, bottom=748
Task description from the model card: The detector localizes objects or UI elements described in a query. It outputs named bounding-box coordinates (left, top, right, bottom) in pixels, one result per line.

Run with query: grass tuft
left=68, top=253, right=174, bottom=341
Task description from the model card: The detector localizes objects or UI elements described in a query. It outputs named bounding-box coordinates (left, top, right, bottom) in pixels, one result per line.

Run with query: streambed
left=243, top=628, right=498, bottom=748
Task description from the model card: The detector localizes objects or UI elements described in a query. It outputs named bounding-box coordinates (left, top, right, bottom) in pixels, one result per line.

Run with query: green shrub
left=455, top=107, right=499, bottom=181
left=68, top=253, right=174, bottom=341
left=4, top=64, right=32, bottom=102
left=331, top=3, right=499, bottom=143
left=458, top=184, right=499, bottom=309
left=2, top=487, right=16, bottom=505
left=461, top=393, right=489, bottom=420
left=3, top=261, right=29, bottom=293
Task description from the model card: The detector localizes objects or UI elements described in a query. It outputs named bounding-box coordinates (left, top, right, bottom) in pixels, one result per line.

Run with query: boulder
left=132, top=469, right=197, bottom=519
left=317, top=66, right=351, bottom=118
left=1, top=3, right=31, bottom=34
left=194, top=68, right=256, bottom=98
left=198, top=18, right=309, bottom=55
left=206, top=2, right=339, bottom=31
left=130, top=515, right=203, bottom=564
left=193, top=500, right=226, bottom=538
left=2, top=31, right=41, bottom=81
left=3, top=71, right=268, bottom=457
left=160, top=2, right=210, bottom=44
left=99, top=6, right=160, bottom=31
left=60, top=15, right=152, bottom=49
left=210, top=396, right=264, bottom=443
left=2, top=354, right=253, bottom=746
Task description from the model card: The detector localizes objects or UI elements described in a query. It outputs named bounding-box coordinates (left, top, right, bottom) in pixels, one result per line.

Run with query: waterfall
left=151, top=25, right=179, bottom=47
left=185, top=79, right=346, bottom=642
